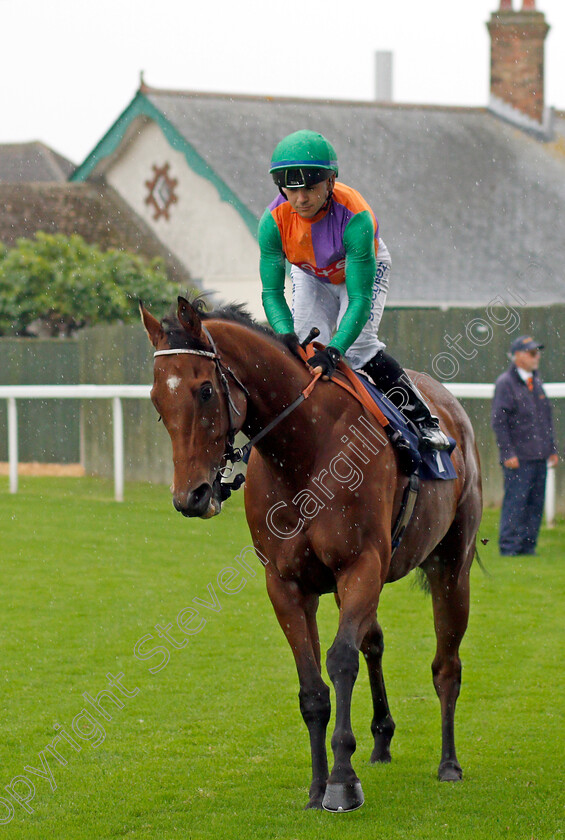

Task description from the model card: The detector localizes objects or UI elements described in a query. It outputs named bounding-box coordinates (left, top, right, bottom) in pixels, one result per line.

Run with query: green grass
left=0, top=477, right=563, bottom=839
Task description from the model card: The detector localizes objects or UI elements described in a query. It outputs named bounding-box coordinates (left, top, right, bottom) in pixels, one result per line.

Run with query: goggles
left=271, top=167, right=332, bottom=190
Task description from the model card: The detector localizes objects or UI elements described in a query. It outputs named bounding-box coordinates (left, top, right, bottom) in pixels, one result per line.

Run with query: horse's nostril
left=174, top=483, right=213, bottom=517
left=191, top=483, right=211, bottom=508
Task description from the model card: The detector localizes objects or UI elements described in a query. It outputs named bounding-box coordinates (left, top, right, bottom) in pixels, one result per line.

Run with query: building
left=0, top=143, right=190, bottom=286
left=2, top=1, right=563, bottom=505
left=71, top=1, right=565, bottom=321
left=0, top=141, right=75, bottom=183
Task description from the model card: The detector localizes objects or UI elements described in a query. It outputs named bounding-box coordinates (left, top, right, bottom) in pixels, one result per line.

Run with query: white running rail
left=0, top=385, right=149, bottom=502
left=1, top=383, right=563, bottom=522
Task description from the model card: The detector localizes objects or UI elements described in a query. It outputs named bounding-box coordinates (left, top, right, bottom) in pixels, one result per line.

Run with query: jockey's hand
left=307, top=346, right=341, bottom=379
left=279, top=332, right=301, bottom=358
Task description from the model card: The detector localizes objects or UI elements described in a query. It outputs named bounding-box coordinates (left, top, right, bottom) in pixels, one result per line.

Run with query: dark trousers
left=499, top=460, right=547, bottom=555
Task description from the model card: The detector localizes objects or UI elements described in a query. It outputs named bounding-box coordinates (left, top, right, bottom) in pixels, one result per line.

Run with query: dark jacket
left=491, top=365, right=557, bottom=463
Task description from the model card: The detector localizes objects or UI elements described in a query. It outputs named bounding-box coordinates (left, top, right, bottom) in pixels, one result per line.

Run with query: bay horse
left=140, top=296, right=482, bottom=812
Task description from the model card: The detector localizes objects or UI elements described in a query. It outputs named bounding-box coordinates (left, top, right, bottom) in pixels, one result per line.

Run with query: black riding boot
left=361, top=350, right=450, bottom=451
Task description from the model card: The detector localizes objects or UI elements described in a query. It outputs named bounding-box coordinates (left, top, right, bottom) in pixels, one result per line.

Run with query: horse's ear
left=139, top=301, right=163, bottom=348
left=177, top=296, right=204, bottom=340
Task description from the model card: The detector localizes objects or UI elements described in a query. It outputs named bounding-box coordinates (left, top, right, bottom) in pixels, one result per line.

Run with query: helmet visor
left=272, top=167, right=331, bottom=190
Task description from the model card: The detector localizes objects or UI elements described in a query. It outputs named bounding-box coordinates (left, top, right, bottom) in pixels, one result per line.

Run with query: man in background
left=491, top=336, right=559, bottom=556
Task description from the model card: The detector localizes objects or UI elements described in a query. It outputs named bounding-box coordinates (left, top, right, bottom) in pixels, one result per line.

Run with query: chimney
left=375, top=51, right=393, bottom=102
left=487, top=1, right=550, bottom=128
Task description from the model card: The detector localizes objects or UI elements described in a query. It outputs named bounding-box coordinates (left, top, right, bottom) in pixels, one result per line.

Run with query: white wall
left=105, top=122, right=265, bottom=319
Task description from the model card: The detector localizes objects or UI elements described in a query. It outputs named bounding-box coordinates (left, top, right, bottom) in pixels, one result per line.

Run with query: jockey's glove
left=308, top=346, right=341, bottom=378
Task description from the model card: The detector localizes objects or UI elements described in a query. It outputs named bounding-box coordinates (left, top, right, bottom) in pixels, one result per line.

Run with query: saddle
left=298, top=342, right=456, bottom=482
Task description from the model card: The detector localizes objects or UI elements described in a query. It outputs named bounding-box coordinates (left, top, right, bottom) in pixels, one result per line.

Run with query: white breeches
left=290, top=262, right=390, bottom=370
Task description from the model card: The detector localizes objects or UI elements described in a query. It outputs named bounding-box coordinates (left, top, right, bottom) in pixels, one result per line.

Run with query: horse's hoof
left=370, top=750, right=392, bottom=764
left=304, top=798, right=323, bottom=810
left=370, top=738, right=392, bottom=764
left=438, top=761, right=463, bottom=782
left=304, top=782, right=326, bottom=810
left=322, top=781, right=364, bottom=812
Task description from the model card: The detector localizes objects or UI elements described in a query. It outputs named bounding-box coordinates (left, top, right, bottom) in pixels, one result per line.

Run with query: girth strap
left=390, top=473, right=420, bottom=558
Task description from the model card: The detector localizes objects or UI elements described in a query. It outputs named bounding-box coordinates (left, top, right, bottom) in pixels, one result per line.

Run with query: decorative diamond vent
left=145, top=163, right=178, bottom=220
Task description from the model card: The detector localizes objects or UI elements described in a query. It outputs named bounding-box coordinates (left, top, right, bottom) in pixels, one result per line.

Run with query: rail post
left=112, top=396, right=124, bottom=503
left=8, top=397, right=18, bottom=494
left=545, top=464, right=556, bottom=528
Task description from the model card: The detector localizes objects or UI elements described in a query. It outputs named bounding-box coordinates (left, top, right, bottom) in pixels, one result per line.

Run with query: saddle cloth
left=298, top=342, right=457, bottom=481
left=354, top=372, right=457, bottom=481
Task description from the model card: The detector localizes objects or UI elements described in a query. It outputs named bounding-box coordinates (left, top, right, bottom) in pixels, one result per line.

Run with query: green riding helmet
left=269, top=129, right=338, bottom=189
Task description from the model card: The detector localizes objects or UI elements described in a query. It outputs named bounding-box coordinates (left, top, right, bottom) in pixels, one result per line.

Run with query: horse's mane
left=162, top=295, right=284, bottom=352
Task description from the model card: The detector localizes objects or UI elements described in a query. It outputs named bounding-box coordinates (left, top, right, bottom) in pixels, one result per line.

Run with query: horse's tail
left=412, top=541, right=489, bottom=594
left=473, top=544, right=490, bottom=577
left=411, top=567, right=431, bottom=595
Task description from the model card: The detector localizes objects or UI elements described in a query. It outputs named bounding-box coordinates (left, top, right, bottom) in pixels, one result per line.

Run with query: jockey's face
left=282, top=174, right=335, bottom=219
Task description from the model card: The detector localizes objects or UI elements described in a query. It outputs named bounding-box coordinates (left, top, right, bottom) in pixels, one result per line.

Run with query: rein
left=154, top=329, right=322, bottom=484
left=232, top=370, right=321, bottom=464
left=154, top=329, right=419, bottom=554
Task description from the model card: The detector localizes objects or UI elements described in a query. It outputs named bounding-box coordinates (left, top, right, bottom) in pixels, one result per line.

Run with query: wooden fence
left=1, top=304, right=564, bottom=510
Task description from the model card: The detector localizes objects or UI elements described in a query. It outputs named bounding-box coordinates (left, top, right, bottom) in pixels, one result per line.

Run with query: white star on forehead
left=167, top=375, right=181, bottom=393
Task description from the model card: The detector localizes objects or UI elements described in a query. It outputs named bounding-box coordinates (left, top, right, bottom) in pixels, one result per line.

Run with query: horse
left=140, top=296, right=482, bottom=813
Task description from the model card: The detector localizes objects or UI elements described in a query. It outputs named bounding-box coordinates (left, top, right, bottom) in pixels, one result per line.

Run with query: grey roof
left=142, top=90, right=565, bottom=307
left=76, top=88, right=565, bottom=307
left=0, top=141, right=75, bottom=183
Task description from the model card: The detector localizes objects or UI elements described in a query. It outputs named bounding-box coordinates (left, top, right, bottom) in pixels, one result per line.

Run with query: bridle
left=154, top=326, right=421, bottom=554
left=153, top=325, right=322, bottom=496
left=154, top=325, right=248, bottom=470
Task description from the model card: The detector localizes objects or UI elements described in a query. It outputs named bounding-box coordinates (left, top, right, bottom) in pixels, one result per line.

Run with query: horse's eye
left=199, top=382, right=214, bottom=403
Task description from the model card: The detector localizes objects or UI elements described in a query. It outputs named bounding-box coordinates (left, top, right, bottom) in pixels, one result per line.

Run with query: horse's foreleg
left=324, top=630, right=363, bottom=812
left=266, top=572, right=330, bottom=809
left=425, top=558, right=471, bottom=782
left=361, top=619, right=396, bottom=763
left=323, top=555, right=381, bottom=812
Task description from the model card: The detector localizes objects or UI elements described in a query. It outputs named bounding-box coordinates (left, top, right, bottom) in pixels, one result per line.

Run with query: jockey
left=258, top=129, right=450, bottom=451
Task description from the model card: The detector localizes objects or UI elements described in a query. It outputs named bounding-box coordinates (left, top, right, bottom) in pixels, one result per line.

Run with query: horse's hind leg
left=361, top=619, right=396, bottom=763
left=424, top=551, right=472, bottom=782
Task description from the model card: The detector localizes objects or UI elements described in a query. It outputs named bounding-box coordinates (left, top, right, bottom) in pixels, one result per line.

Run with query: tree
left=0, top=232, right=185, bottom=336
